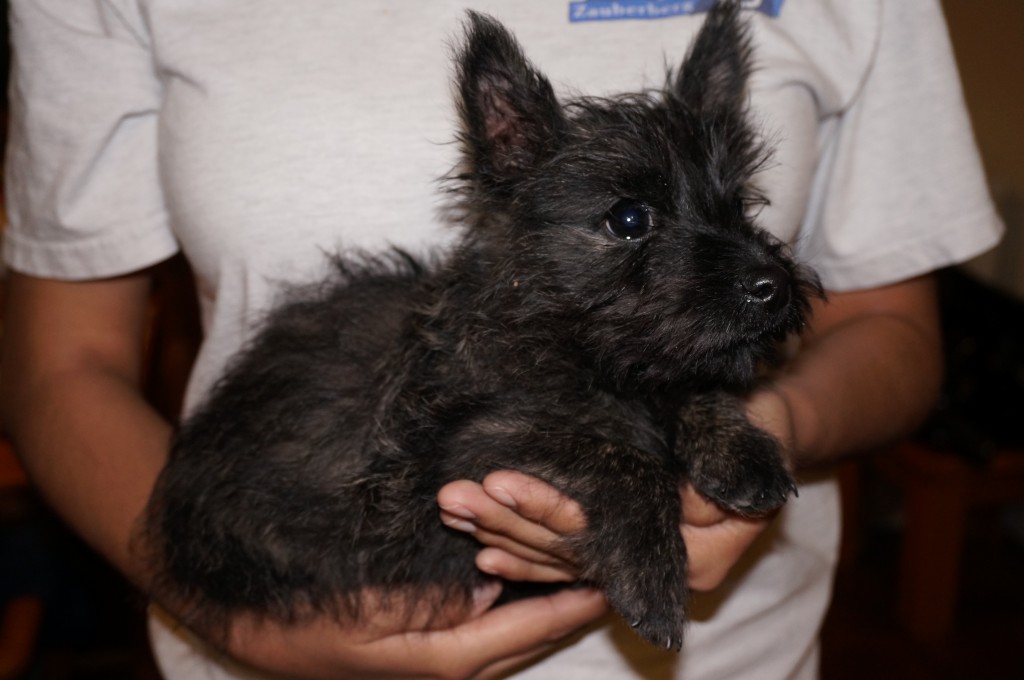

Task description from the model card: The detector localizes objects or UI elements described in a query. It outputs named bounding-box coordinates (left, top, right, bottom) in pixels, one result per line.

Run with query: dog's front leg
left=675, top=392, right=796, bottom=516
left=529, top=440, right=690, bottom=651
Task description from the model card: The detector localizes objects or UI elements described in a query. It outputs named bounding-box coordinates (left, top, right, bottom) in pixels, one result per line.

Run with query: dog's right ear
left=456, top=12, right=565, bottom=187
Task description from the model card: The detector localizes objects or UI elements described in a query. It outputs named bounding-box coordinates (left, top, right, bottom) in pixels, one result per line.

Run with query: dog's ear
left=457, top=12, right=565, bottom=186
left=671, top=1, right=752, bottom=118
left=670, top=1, right=766, bottom=200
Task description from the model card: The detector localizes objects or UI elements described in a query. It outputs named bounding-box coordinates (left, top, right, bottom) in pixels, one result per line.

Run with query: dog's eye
left=603, top=200, right=652, bottom=241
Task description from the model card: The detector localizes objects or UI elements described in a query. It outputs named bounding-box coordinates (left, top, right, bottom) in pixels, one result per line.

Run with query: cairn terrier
left=146, top=1, right=821, bottom=650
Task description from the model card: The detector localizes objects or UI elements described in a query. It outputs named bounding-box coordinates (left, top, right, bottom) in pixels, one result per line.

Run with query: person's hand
left=673, top=384, right=798, bottom=589
left=439, top=472, right=770, bottom=593
left=437, top=384, right=798, bottom=593
left=439, top=472, right=586, bottom=584
left=678, top=484, right=771, bottom=590
left=207, top=583, right=607, bottom=680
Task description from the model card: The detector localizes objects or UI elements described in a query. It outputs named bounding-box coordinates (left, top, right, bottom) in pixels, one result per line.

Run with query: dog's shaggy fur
left=145, top=2, right=822, bottom=650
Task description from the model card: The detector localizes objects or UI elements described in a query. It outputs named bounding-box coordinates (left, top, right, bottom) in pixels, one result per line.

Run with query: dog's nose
left=741, top=265, right=790, bottom=311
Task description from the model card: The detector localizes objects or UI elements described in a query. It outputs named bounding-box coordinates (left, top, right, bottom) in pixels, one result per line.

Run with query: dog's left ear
left=671, top=1, right=753, bottom=119
left=457, top=12, right=565, bottom=188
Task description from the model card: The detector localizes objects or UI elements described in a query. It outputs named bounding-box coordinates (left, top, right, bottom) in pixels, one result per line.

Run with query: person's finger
left=425, top=587, right=608, bottom=680
left=680, top=483, right=730, bottom=527
left=342, top=587, right=607, bottom=680
left=438, top=477, right=580, bottom=566
left=439, top=508, right=575, bottom=572
left=481, top=471, right=586, bottom=534
left=681, top=514, right=768, bottom=591
left=438, top=482, right=563, bottom=550
left=678, top=483, right=773, bottom=591
left=474, top=547, right=577, bottom=583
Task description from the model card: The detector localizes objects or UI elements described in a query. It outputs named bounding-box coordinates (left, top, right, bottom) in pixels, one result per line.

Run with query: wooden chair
left=869, top=440, right=1024, bottom=641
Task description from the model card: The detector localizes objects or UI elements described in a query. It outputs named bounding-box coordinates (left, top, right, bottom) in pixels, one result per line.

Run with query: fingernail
left=475, top=550, right=502, bottom=575
left=441, top=514, right=477, bottom=534
left=472, top=580, right=502, bottom=607
left=574, top=588, right=607, bottom=607
left=488, top=485, right=517, bottom=509
left=438, top=503, right=476, bottom=520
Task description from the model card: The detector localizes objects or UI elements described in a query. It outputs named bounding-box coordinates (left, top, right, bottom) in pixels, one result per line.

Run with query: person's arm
left=0, top=270, right=606, bottom=679
left=438, top=274, right=942, bottom=591
left=764, top=274, right=941, bottom=468
left=0, top=271, right=166, bottom=580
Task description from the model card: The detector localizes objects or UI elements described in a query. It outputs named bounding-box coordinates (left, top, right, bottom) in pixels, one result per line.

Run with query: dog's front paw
left=570, top=516, right=689, bottom=651
left=691, top=425, right=795, bottom=515
left=679, top=393, right=796, bottom=516
left=605, top=572, right=687, bottom=651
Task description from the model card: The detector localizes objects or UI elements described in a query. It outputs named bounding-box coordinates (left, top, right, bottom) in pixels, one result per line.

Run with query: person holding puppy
left=0, top=1, right=1001, bottom=679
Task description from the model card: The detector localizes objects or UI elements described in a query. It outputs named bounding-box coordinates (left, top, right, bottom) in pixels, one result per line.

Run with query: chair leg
left=898, top=473, right=970, bottom=641
left=837, top=459, right=863, bottom=564
left=0, top=596, right=44, bottom=680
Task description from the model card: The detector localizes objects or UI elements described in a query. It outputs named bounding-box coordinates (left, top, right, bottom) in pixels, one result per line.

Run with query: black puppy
left=145, top=2, right=821, bottom=650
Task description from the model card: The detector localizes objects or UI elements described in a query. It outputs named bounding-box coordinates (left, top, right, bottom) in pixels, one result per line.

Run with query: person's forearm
left=774, top=276, right=943, bottom=468
left=4, top=367, right=170, bottom=587
left=0, top=271, right=168, bottom=589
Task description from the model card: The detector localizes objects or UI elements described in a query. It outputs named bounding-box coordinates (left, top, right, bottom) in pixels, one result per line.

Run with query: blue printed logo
left=569, top=0, right=785, bottom=22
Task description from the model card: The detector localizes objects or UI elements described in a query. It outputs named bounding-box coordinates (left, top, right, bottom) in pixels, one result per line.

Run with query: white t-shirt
left=4, top=1, right=1002, bottom=678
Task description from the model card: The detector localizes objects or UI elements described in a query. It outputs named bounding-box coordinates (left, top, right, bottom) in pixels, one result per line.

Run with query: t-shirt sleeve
left=3, top=0, right=178, bottom=280
left=797, top=0, right=1003, bottom=292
